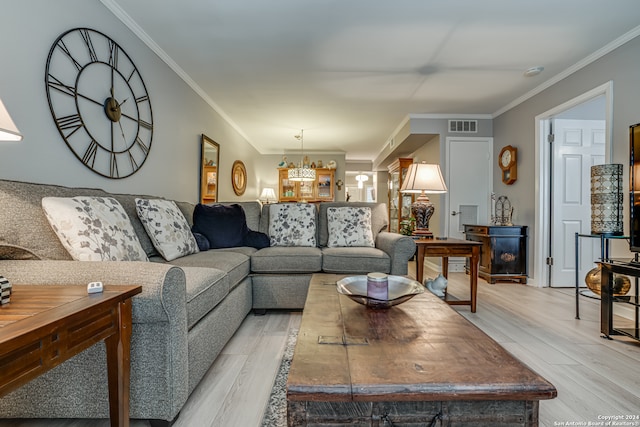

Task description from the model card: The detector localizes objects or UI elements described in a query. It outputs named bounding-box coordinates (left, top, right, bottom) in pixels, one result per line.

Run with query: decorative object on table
left=399, top=162, right=448, bottom=237
left=336, top=275, right=424, bottom=309
left=259, top=187, right=277, bottom=204
left=288, top=129, right=316, bottom=182
left=0, top=275, right=12, bottom=305
left=425, top=273, right=447, bottom=298
left=200, top=134, right=219, bottom=204
left=399, top=217, right=416, bottom=236
left=317, top=160, right=323, bottom=168
left=366, top=272, right=389, bottom=302
left=0, top=98, right=22, bottom=141
left=584, top=264, right=631, bottom=296
left=278, top=156, right=288, bottom=167
left=45, top=28, right=153, bottom=179
left=310, top=161, right=316, bottom=168
left=498, top=145, right=517, bottom=184
left=590, top=163, right=623, bottom=236
left=336, top=179, right=343, bottom=190
left=326, top=160, right=337, bottom=169
left=231, top=160, right=247, bottom=196
left=494, top=196, right=513, bottom=226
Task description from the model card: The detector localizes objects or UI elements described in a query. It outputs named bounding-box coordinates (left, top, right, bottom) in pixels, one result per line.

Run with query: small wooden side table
left=414, top=238, right=482, bottom=312
left=0, top=284, right=142, bottom=427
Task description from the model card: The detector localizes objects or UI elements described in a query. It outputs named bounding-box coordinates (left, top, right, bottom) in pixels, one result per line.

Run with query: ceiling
left=103, top=0, right=640, bottom=161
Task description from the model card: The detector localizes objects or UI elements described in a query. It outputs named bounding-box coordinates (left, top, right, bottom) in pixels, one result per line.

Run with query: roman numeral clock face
left=45, top=28, right=153, bottom=179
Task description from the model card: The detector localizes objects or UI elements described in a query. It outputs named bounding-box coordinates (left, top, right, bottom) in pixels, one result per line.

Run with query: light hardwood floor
left=1, top=263, right=638, bottom=427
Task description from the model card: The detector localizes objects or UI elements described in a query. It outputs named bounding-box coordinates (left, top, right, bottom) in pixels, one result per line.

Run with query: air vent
left=449, top=120, right=478, bottom=133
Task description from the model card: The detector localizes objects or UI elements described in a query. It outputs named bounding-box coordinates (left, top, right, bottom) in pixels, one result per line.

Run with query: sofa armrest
left=0, top=259, right=190, bottom=421
left=0, top=260, right=187, bottom=325
left=375, top=232, right=416, bottom=275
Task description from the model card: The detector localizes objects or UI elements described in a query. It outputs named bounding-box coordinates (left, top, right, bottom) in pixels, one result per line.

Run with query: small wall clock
left=498, top=145, right=517, bottom=185
left=45, top=28, right=153, bottom=179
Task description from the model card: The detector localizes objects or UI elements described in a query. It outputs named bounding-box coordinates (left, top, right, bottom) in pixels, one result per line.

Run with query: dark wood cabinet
left=464, top=225, right=528, bottom=284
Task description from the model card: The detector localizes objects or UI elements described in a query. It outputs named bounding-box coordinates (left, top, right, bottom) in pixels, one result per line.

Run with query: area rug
left=261, top=328, right=298, bottom=427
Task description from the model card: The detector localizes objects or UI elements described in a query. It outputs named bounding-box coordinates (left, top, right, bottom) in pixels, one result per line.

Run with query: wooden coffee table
left=0, top=284, right=142, bottom=427
left=286, top=274, right=556, bottom=426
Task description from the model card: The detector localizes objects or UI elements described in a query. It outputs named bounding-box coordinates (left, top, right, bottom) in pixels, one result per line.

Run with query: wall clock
left=45, top=28, right=153, bottom=179
left=498, top=145, right=517, bottom=185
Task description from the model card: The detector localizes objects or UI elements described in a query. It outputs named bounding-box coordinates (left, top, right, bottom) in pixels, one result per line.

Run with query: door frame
left=533, top=81, right=613, bottom=287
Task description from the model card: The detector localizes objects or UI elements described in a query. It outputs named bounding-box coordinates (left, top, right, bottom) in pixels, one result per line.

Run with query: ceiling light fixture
left=288, top=129, right=316, bottom=182
left=524, top=66, right=544, bottom=77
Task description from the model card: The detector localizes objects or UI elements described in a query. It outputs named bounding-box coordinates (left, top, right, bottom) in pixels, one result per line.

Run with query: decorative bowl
left=336, top=275, right=424, bottom=309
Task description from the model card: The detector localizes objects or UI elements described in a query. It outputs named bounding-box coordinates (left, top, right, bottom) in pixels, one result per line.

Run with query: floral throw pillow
left=135, top=198, right=199, bottom=261
left=269, top=203, right=316, bottom=247
left=327, top=207, right=375, bottom=248
left=41, top=196, right=148, bottom=262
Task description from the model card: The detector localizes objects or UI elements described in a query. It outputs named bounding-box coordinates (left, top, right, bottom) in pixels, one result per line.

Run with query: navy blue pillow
left=192, top=232, right=210, bottom=251
left=244, top=230, right=270, bottom=249
left=192, top=204, right=248, bottom=249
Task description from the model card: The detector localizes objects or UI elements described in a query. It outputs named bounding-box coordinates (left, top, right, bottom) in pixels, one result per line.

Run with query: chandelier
left=288, top=129, right=316, bottom=182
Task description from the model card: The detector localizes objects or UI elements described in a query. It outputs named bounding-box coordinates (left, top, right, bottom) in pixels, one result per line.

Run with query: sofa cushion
left=41, top=196, right=148, bottom=262
left=327, top=206, right=375, bottom=248
left=268, top=203, right=316, bottom=247
left=135, top=198, right=199, bottom=261
left=191, top=203, right=249, bottom=249
left=168, top=250, right=250, bottom=289
left=321, top=247, right=391, bottom=274
left=319, top=202, right=388, bottom=247
left=251, top=246, right=322, bottom=273
left=179, top=266, right=229, bottom=330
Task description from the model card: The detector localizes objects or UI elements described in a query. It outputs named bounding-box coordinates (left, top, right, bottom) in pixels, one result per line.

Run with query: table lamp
left=259, top=187, right=277, bottom=204
left=400, top=162, right=447, bottom=237
left=0, top=97, right=22, bottom=304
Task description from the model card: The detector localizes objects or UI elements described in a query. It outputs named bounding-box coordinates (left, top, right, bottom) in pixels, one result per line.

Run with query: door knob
left=451, top=211, right=461, bottom=216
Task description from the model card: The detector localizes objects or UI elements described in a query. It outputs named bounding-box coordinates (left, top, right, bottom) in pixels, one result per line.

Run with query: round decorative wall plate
left=232, top=160, right=247, bottom=196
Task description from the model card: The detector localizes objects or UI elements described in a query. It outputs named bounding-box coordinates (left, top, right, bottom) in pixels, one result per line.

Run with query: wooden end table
left=0, top=284, right=142, bottom=427
left=414, top=237, right=482, bottom=312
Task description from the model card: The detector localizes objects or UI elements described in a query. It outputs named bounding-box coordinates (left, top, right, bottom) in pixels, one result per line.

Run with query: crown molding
left=99, top=0, right=254, bottom=148
left=493, top=24, right=640, bottom=118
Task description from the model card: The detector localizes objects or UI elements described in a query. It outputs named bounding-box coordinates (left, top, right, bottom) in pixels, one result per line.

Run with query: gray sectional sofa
left=0, top=179, right=415, bottom=425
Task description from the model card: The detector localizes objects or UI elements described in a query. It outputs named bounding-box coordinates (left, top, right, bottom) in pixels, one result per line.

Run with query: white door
left=446, top=137, right=493, bottom=244
left=550, top=119, right=606, bottom=286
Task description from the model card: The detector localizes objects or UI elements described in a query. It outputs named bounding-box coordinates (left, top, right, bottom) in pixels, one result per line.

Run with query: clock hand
left=118, top=120, right=126, bottom=140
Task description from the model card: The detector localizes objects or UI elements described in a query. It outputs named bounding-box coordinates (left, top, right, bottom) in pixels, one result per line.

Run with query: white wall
left=0, top=0, right=262, bottom=203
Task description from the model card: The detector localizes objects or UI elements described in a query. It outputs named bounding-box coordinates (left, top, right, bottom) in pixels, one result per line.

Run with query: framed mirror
left=232, top=160, right=247, bottom=196
left=200, top=134, right=219, bottom=204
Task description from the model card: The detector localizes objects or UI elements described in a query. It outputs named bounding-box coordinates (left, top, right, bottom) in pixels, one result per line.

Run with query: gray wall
left=494, top=35, right=640, bottom=280
left=0, top=0, right=262, bottom=203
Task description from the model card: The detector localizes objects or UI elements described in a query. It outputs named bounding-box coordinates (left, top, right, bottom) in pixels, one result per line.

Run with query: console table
left=0, top=284, right=142, bottom=427
left=414, top=237, right=482, bottom=312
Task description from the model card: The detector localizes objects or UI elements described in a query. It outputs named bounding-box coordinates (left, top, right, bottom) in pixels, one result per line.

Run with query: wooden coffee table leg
left=442, top=257, right=449, bottom=279
left=105, top=299, right=133, bottom=427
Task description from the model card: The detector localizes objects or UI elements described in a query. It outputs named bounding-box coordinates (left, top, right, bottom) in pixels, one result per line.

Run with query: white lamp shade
left=400, top=162, right=447, bottom=194
left=259, top=187, right=277, bottom=201
left=0, top=98, right=22, bottom=141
